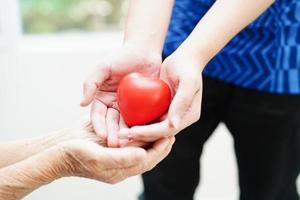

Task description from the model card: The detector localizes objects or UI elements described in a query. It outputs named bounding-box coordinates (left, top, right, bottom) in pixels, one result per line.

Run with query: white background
left=0, top=1, right=299, bottom=200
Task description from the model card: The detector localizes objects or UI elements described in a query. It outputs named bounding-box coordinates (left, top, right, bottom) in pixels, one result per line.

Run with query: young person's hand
left=80, top=44, right=161, bottom=147
left=119, top=50, right=204, bottom=142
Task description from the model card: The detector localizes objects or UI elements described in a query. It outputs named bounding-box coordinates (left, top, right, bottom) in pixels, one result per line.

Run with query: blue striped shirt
left=164, top=0, right=300, bottom=94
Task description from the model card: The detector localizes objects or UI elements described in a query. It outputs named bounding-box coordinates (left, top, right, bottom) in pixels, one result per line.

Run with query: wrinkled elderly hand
left=59, top=122, right=174, bottom=184
left=60, top=136, right=174, bottom=184
left=0, top=123, right=174, bottom=200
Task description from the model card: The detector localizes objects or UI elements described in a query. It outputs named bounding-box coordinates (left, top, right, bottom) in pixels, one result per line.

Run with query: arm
left=0, top=122, right=101, bottom=169
left=0, top=146, right=65, bottom=200
left=178, top=0, right=275, bottom=64
left=124, top=0, right=174, bottom=53
left=0, top=130, right=75, bottom=168
left=0, top=136, right=174, bottom=200
left=120, top=0, right=275, bottom=141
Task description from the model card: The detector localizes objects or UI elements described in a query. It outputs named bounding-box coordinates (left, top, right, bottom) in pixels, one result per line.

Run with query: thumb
left=80, top=67, right=109, bottom=107
left=168, top=79, right=199, bottom=129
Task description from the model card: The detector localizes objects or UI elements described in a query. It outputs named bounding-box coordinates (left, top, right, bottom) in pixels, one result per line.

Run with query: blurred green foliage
left=20, top=0, right=127, bottom=34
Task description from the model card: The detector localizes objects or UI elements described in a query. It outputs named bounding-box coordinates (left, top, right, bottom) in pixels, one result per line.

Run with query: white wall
left=0, top=0, right=21, bottom=50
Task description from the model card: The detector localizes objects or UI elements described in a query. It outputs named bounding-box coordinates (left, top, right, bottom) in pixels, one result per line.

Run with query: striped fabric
left=164, top=0, right=300, bottom=94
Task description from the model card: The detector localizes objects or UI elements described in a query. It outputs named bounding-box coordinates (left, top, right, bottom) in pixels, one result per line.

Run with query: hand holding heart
left=119, top=50, right=204, bottom=143
left=80, top=44, right=162, bottom=147
left=82, top=45, right=204, bottom=147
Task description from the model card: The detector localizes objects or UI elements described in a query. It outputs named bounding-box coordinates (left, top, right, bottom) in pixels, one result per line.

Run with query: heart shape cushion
left=117, top=73, right=171, bottom=126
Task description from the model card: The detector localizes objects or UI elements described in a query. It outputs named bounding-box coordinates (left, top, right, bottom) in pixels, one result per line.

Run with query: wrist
left=122, top=41, right=162, bottom=61
left=170, top=47, right=208, bottom=71
left=0, top=146, right=67, bottom=200
left=38, top=127, right=93, bottom=150
left=175, top=38, right=213, bottom=69
left=121, top=42, right=163, bottom=70
left=22, top=129, right=76, bottom=159
left=0, top=129, right=75, bottom=169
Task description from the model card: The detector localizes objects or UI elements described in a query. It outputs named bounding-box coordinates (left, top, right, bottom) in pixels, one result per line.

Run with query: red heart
left=117, top=73, right=171, bottom=127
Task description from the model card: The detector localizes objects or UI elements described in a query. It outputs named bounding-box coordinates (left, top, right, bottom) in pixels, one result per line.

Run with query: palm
left=95, top=47, right=161, bottom=115
left=83, top=45, right=162, bottom=146
left=100, top=48, right=161, bottom=93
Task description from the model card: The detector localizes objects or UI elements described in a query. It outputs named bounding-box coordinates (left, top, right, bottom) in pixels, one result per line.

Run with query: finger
left=168, top=78, right=200, bottom=129
left=118, top=119, right=174, bottom=142
left=120, top=140, right=148, bottom=148
left=145, top=137, right=175, bottom=167
left=118, top=139, right=131, bottom=147
left=158, top=113, right=168, bottom=121
left=122, top=137, right=175, bottom=176
left=95, top=91, right=118, bottom=108
left=119, top=116, right=129, bottom=129
left=91, top=100, right=108, bottom=139
left=106, top=108, right=120, bottom=148
left=80, top=67, right=109, bottom=107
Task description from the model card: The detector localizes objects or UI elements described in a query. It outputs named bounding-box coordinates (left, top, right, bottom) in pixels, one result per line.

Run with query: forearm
left=124, top=0, right=174, bottom=53
left=0, top=146, right=67, bottom=200
left=177, top=0, right=274, bottom=65
left=0, top=129, right=75, bottom=168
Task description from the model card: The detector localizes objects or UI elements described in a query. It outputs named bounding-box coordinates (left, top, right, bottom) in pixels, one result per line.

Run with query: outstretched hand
left=60, top=123, right=175, bottom=184
left=80, top=44, right=162, bottom=147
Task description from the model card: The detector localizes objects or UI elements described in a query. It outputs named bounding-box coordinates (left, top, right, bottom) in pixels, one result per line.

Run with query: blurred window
left=19, top=0, right=128, bottom=34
